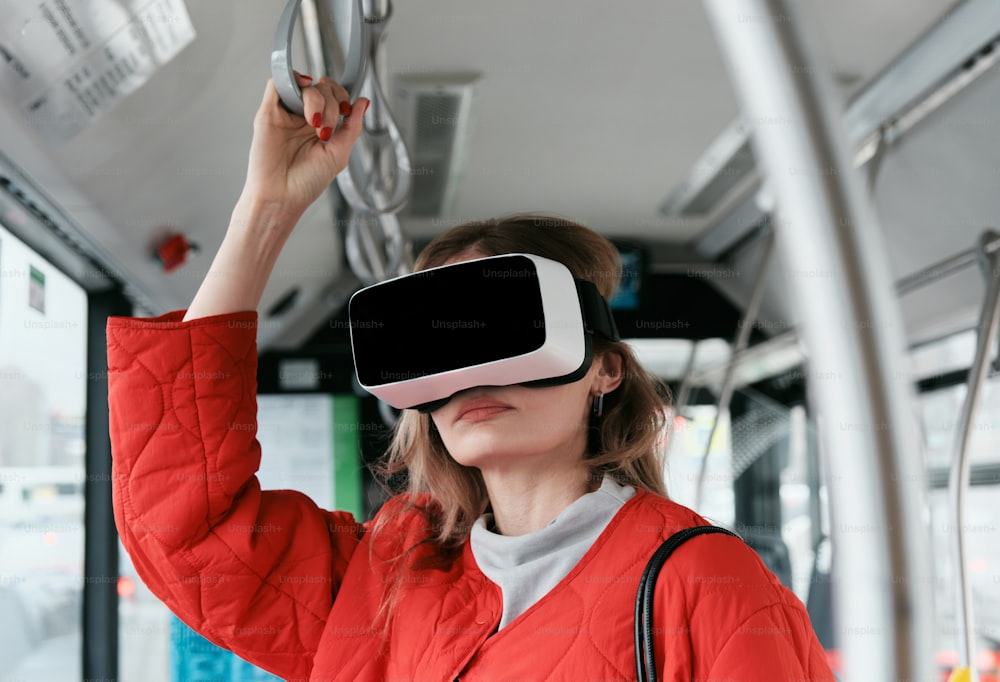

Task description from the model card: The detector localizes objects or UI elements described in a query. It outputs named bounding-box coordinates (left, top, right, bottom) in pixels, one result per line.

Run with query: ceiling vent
left=391, top=73, right=479, bottom=217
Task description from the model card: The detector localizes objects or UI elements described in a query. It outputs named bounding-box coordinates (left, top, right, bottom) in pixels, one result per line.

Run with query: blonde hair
left=369, top=214, right=670, bottom=633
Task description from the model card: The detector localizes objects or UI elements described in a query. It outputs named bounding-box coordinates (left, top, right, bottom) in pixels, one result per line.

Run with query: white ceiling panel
left=0, top=0, right=972, bottom=344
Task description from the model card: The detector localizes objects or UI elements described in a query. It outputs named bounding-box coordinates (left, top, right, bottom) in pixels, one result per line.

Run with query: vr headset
left=348, top=253, right=620, bottom=411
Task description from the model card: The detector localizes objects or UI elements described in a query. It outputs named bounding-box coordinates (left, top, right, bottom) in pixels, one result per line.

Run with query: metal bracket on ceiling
left=973, top=230, right=1000, bottom=373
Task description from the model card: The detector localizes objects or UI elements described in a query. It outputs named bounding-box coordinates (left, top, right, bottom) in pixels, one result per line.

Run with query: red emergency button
left=154, top=232, right=199, bottom=273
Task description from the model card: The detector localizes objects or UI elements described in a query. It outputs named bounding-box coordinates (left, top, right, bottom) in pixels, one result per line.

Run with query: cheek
left=510, top=388, right=593, bottom=443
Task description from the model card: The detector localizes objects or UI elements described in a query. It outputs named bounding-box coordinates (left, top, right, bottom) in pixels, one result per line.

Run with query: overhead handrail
left=702, top=2, right=936, bottom=681
left=686, top=232, right=1000, bottom=392
left=948, top=230, right=1000, bottom=681
left=852, top=30, right=1000, bottom=172
left=694, top=230, right=774, bottom=511
left=683, top=329, right=801, bottom=390
left=897, top=233, right=1000, bottom=297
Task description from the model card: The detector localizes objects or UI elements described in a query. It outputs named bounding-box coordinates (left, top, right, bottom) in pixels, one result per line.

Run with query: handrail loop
left=272, top=0, right=414, bottom=286
left=336, top=3, right=413, bottom=216
left=271, top=0, right=412, bottom=216
left=271, top=0, right=369, bottom=116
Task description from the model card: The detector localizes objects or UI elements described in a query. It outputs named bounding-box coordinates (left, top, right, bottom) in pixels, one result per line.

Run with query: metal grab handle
left=336, top=11, right=412, bottom=214
left=273, top=0, right=411, bottom=215
left=345, top=211, right=407, bottom=285
left=270, top=0, right=369, bottom=115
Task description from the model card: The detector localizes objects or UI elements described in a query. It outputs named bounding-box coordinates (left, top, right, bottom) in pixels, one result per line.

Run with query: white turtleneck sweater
left=469, top=477, right=636, bottom=630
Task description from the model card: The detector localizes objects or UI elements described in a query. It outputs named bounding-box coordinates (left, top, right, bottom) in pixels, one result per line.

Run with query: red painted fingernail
left=339, top=101, right=352, bottom=117
left=301, top=74, right=312, bottom=82
left=319, top=126, right=333, bottom=142
left=311, top=113, right=322, bottom=128
left=363, top=100, right=370, bottom=114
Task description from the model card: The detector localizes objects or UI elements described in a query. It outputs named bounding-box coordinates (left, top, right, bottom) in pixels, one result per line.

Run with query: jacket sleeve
left=657, top=532, right=836, bottom=681
left=107, top=310, right=365, bottom=682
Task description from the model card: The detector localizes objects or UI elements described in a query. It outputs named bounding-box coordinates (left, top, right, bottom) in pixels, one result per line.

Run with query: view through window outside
left=118, top=392, right=359, bottom=681
left=0, top=223, right=88, bottom=681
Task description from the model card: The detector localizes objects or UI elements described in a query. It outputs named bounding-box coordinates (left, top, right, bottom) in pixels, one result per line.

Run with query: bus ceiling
left=0, top=1, right=997, bottom=354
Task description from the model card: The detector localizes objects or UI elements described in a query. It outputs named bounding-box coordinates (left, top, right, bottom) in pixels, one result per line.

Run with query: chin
left=447, top=440, right=517, bottom=469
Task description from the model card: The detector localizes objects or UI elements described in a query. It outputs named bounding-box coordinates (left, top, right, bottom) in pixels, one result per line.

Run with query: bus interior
left=0, top=1, right=999, bottom=680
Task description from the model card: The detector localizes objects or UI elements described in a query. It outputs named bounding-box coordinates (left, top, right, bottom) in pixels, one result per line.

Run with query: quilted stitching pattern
left=108, top=311, right=364, bottom=681
left=108, top=311, right=834, bottom=682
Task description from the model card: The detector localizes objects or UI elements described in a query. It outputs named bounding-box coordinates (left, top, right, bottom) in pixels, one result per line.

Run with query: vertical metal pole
left=949, top=230, right=1000, bottom=682
left=84, top=289, right=131, bottom=682
left=701, top=2, right=935, bottom=681
left=695, top=230, right=774, bottom=510
left=673, top=342, right=700, bottom=418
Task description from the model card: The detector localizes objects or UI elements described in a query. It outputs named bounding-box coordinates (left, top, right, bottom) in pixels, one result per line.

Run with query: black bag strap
left=634, top=525, right=741, bottom=682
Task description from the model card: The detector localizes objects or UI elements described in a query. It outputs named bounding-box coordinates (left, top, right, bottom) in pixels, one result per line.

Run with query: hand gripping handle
left=270, top=0, right=369, bottom=115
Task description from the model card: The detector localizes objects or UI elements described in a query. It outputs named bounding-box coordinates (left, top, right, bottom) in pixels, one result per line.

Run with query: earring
left=592, top=392, right=604, bottom=418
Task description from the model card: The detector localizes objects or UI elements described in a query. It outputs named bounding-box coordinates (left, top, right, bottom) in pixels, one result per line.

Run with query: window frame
left=1, top=174, right=132, bottom=682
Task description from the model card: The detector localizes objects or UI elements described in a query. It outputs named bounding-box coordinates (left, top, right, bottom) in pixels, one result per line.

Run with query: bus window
left=910, top=330, right=977, bottom=388
left=117, top=391, right=363, bottom=681
left=921, top=376, right=1000, bottom=469
left=664, top=404, right=735, bottom=530
left=779, top=404, right=819, bottom=602
left=0, top=223, right=88, bottom=681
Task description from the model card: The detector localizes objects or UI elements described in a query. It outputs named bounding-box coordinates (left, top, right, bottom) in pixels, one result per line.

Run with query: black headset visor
left=348, top=254, right=619, bottom=411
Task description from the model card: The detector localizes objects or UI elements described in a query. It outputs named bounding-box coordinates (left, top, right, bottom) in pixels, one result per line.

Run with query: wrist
left=230, top=191, right=305, bottom=244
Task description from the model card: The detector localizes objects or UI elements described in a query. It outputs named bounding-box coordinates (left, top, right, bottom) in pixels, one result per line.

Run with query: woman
left=107, top=74, right=835, bottom=681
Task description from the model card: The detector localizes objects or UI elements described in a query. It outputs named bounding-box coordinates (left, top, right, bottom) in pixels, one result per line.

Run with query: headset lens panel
left=350, top=255, right=547, bottom=386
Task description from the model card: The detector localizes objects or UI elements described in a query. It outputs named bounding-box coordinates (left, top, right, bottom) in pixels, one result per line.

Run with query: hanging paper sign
left=255, top=393, right=364, bottom=518
left=256, top=394, right=337, bottom=509
left=0, top=0, right=195, bottom=143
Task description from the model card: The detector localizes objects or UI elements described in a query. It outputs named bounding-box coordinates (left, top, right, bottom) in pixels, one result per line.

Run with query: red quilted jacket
left=107, top=311, right=835, bottom=681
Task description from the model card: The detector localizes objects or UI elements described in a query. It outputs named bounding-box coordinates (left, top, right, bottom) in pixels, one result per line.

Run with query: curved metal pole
left=949, top=230, right=1000, bottom=681
left=695, top=230, right=774, bottom=510
left=701, top=2, right=935, bottom=681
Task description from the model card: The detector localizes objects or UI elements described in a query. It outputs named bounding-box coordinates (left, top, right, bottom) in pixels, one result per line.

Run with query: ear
left=593, top=350, right=625, bottom=394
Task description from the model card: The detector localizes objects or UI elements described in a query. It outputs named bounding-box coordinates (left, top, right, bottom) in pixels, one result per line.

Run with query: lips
left=455, top=397, right=513, bottom=423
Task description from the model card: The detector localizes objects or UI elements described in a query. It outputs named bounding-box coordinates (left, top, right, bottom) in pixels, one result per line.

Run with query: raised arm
left=185, top=74, right=368, bottom=321
left=110, top=77, right=370, bottom=681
